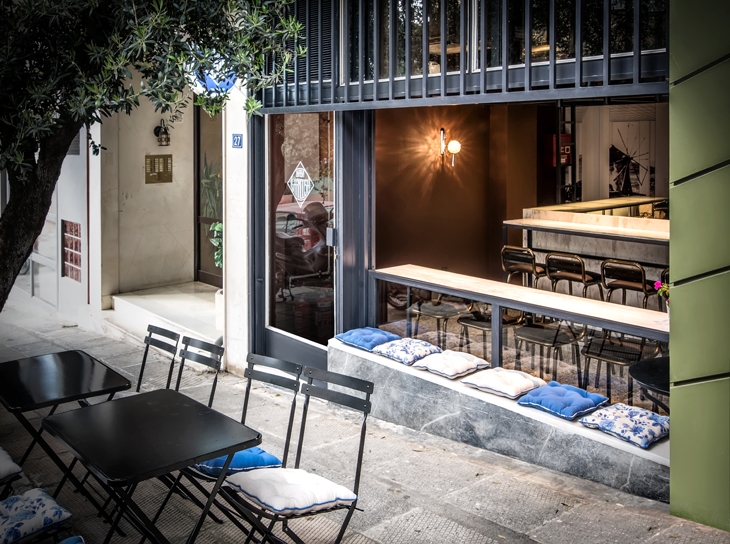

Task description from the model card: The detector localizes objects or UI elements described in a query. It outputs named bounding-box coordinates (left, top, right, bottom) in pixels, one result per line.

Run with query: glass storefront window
left=196, top=109, right=223, bottom=284
left=268, top=112, right=335, bottom=346
left=32, top=261, right=57, bottom=306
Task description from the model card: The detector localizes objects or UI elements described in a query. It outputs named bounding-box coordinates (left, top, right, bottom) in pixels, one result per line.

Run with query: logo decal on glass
left=286, top=162, right=314, bottom=208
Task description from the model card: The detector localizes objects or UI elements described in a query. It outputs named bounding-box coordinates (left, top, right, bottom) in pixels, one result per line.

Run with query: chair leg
left=595, top=360, right=602, bottom=388
left=628, top=376, right=634, bottom=406
left=606, top=363, right=613, bottom=403
left=482, top=330, right=488, bottom=361
left=583, top=358, right=591, bottom=390
left=414, top=315, right=420, bottom=339
left=597, top=284, right=604, bottom=301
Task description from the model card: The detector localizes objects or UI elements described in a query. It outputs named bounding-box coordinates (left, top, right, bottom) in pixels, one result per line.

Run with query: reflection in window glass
left=582, top=0, right=603, bottom=58
left=32, top=262, right=57, bottom=306
left=33, top=219, right=57, bottom=261
left=268, top=112, right=335, bottom=346
left=410, top=0, right=424, bottom=76
left=14, top=259, right=31, bottom=294
left=640, top=0, right=666, bottom=51
left=610, top=0, right=633, bottom=54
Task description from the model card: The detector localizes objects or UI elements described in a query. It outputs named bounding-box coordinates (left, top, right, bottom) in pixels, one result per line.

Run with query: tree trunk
left=0, top=120, right=85, bottom=312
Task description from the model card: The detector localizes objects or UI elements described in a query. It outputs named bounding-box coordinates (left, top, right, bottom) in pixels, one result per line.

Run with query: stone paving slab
left=0, top=299, right=728, bottom=544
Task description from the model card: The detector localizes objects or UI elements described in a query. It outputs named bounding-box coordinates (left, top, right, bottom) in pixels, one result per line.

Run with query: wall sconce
left=440, top=128, right=461, bottom=166
left=154, top=119, right=170, bottom=146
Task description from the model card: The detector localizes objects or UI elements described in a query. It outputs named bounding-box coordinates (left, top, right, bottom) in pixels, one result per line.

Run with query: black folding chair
left=175, top=335, right=226, bottom=408
left=220, top=366, right=374, bottom=544
left=148, top=354, right=303, bottom=536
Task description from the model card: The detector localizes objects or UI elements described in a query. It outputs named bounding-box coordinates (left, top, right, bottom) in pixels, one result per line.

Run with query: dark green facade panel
left=670, top=270, right=730, bottom=383
left=670, top=165, right=730, bottom=280
left=669, top=0, right=730, bottom=83
left=670, top=377, right=730, bottom=532
left=669, top=60, right=730, bottom=182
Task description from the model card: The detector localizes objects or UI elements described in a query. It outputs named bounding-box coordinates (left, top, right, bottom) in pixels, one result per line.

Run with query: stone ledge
left=328, top=339, right=669, bottom=502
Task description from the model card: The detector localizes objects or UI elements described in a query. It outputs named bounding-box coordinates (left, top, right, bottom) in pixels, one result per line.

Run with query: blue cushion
left=194, top=447, right=281, bottom=477
left=59, top=537, right=85, bottom=544
left=517, top=381, right=608, bottom=420
left=335, top=327, right=400, bottom=352
left=0, top=488, right=72, bottom=544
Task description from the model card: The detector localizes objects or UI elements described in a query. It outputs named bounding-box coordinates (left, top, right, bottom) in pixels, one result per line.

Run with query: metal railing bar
left=575, top=0, right=582, bottom=88
left=549, top=0, right=555, bottom=90
left=441, top=0, right=446, bottom=97
left=501, top=0, right=508, bottom=92
left=480, top=0, right=486, bottom=94
left=342, top=0, right=349, bottom=103
left=359, top=0, right=364, bottom=101
left=389, top=0, right=396, bottom=101
left=525, top=0, right=532, bottom=91
left=633, top=0, right=640, bottom=84
left=374, top=0, right=381, bottom=101
left=460, top=0, right=466, bottom=96
left=305, top=0, right=310, bottom=105
left=603, top=0, right=610, bottom=86
left=405, top=0, right=412, bottom=99
left=423, top=0, right=429, bottom=98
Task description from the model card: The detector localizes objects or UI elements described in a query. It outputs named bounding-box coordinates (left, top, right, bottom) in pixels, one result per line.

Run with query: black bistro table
left=628, top=356, right=670, bottom=414
left=43, top=388, right=262, bottom=544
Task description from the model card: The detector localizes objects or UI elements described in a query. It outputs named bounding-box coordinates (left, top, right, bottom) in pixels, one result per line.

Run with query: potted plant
left=210, top=222, right=224, bottom=331
left=654, top=280, right=669, bottom=316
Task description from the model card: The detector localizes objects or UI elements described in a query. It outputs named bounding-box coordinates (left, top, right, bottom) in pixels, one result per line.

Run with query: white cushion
left=226, top=468, right=356, bottom=515
left=0, top=448, right=21, bottom=481
left=0, top=488, right=72, bottom=543
left=412, top=350, right=489, bottom=379
left=460, top=368, right=546, bottom=399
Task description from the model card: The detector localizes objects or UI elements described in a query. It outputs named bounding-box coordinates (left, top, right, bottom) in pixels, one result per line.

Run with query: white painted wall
left=95, top=77, right=195, bottom=303
left=222, top=85, right=250, bottom=376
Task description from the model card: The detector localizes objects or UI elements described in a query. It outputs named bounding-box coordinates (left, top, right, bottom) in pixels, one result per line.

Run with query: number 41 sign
left=232, top=134, right=243, bottom=149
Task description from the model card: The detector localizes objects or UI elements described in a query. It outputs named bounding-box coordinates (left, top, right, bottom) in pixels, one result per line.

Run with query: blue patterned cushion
left=579, top=403, right=669, bottom=448
left=0, top=488, right=71, bottom=544
left=0, top=448, right=21, bottom=481
left=517, top=381, right=608, bottom=420
left=335, top=327, right=400, bottom=352
left=371, top=338, right=442, bottom=365
left=194, top=447, right=282, bottom=477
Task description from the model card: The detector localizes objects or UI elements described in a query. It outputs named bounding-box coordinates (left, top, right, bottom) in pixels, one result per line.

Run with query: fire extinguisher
left=315, top=293, right=333, bottom=338
left=294, top=296, right=310, bottom=336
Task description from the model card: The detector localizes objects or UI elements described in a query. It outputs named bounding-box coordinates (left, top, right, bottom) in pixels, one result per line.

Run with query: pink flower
left=654, top=280, right=663, bottom=290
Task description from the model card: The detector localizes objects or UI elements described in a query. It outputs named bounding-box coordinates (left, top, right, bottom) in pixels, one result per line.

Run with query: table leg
left=186, top=453, right=234, bottom=544
left=491, top=304, right=503, bottom=367
left=18, top=404, right=58, bottom=465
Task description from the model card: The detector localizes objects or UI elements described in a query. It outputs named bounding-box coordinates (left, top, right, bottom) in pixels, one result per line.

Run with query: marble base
left=328, top=340, right=670, bottom=503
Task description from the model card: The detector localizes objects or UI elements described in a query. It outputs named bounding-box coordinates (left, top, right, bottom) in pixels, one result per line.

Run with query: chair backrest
left=501, top=245, right=536, bottom=273
left=661, top=267, right=669, bottom=285
left=242, top=354, right=303, bottom=467
left=295, top=367, right=374, bottom=496
left=601, top=259, right=646, bottom=290
left=545, top=252, right=586, bottom=280
left=175, top=336, right=225, bottom=408
left=138, top=325, right=180, bottom=393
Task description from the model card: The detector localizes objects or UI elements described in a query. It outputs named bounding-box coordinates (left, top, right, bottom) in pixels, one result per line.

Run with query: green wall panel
left=670, top=270, right=730, bottom=383
left=670, top=165, right=730, bottom=280
left=670, top=0, right=730, bottom=83
left=670, top=377, right=730, bottom=532
left=670, top=60, right=730, bottom=182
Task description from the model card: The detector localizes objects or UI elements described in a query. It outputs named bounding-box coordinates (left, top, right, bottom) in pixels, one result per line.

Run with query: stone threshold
left=328, top=339, right=669, bottom=502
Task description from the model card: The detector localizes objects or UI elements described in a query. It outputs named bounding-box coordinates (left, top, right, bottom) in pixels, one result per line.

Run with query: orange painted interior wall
left=375, top=104, right=540, bottom=281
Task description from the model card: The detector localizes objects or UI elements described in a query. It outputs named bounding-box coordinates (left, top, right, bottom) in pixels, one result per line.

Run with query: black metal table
left=0, top=350, right=132, bottom=529
left=628, top=356, right=670, bottom=414
left=43, top=389, right=262, bottom=544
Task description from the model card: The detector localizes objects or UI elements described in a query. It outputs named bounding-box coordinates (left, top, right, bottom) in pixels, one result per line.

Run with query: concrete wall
left=97, top=77, right=195, bottom=304
left=668, top=0, right=730, bottom=531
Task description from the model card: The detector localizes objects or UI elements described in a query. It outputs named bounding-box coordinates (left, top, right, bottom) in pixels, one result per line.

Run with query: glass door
left=267, top=112, right=335, bottom=348
left=195, top=107, right=223, bottom=288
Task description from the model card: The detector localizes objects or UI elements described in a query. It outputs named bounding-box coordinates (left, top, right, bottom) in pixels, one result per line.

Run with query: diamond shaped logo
left=286, top=161, right=314, bottom=208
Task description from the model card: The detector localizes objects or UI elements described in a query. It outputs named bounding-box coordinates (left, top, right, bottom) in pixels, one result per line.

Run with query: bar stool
left=457, top=303, right=521, bottom=362
left=601, top=259, right=657, bottom=308
left=545, top=252, right=604, bottom=300
left=412, top=298, right=463, bottom=349
left=501, top=245, right=547, bottom=288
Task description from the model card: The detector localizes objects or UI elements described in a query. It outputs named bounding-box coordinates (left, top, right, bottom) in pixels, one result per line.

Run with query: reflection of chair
left=581, top=332, right=659, bottom=404
left=546, top=252, right=604, bottom=299
left=221, top=367, right=374, bottom=544
left=458, top=304, right=522, bottom=361
left=514, top=321, right=586, bottom=384
left=501, top=245, right=547, bottom=288
left=0, top=446, right=22, bottom=500
left=412, top=298, right=463, bottom=349
left=601, top=259, right=657, bottom=308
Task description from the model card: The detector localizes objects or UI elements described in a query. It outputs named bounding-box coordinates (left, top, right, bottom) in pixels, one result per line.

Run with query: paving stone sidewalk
left=0, top=300, right=727, bottom=544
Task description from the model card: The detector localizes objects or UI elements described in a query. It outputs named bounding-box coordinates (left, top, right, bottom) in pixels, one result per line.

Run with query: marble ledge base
left=328, top=340, right=670, bottom=503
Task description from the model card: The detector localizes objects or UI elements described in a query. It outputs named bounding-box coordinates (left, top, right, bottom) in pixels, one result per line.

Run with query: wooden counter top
left=503, top=217, right=669, bottom=244
left=373, top=264, right=669, bottom=340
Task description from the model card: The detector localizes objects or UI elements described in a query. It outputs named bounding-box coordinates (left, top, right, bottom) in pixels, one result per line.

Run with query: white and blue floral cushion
left=334, top=327, right=400, bottom=352
left=579, top=403, right=670, bottom=449
left=0, top=488, right=72, bottom=544
left=0, top=447, right=21, bottom=481
left=517, top=381, right=609, bottom=420
left=371, top=338, right=441, bottom=365
left=195, top=447, right=282, bottom=476
left=226, top=468, right=357, bottom=515
left=412, top=350, right=489, bottom=379
left=460, top=368, right=546, bottom=398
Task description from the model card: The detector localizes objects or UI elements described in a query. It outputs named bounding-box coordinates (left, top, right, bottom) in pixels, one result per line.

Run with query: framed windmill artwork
left=608, top=121, right=656, bottom=198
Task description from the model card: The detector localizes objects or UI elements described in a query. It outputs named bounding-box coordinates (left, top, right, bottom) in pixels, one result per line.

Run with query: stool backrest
left=601, top=259, right=646, bottom=290
left=501, top=246, right=536, bottom=272
left=545, top=252, right=586, bottom=280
